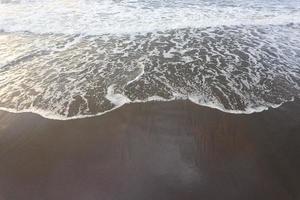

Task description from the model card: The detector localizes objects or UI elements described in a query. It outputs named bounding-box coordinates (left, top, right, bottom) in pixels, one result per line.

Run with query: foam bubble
left=0, top=0, right=300, bottom=35
left=0, top=0, right=300, bottom=120
left=105, top=85, right=130, bottom=106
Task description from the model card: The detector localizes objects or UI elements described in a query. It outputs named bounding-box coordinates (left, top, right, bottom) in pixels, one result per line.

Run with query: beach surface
left=0, top=100, right=300, bottom=200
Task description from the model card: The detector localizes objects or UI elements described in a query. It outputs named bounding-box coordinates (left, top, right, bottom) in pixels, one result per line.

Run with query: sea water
left=0, top=0, right=299, bottom=119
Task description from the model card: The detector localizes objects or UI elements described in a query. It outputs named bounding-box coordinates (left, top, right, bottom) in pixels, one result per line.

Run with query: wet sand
left=0, top=100, right=300, bottom=200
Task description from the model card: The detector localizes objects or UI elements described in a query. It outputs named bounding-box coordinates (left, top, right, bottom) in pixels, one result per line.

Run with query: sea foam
left=0, top=0, right=300, bottom=35
left=0, top=0, right=300, bottom=120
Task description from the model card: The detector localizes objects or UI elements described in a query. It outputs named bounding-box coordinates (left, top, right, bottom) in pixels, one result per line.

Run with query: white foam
left=0, top=0, right=300, bottom=35
left=188, top=94, right=291, bottom=115
left=0, top=96, right=295, bottom=120
left=1, top=25, right=299, bottom=120
left=105, top=85, right=130, bottom=106
left=0, top=0, right=300, bottom=120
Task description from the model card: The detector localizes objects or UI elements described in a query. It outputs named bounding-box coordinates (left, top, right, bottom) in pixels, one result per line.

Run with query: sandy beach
left=1, top=0, right=300, bottom=199
left=0, top=100, right=299, bottom=200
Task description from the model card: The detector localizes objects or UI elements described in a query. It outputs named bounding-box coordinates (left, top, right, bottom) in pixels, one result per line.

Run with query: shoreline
left=0, top=100, right=300, bottom=199
left=0, top=97, right=293, bottom=120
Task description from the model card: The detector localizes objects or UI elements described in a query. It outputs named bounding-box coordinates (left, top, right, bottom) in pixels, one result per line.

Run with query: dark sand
left=0, top=100, right=300, bottom=200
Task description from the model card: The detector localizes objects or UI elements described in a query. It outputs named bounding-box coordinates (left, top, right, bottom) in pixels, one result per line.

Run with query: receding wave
left=0, top=0, right=300, bottom=120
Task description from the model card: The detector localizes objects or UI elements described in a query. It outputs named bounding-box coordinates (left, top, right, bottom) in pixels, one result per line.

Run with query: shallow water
left=0, top=0, right=300, bottom=119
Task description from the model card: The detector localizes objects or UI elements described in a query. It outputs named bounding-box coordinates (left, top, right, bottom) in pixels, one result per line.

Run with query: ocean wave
left=1, top=24, right=300, bottom=120
left=0, top=94, right=295, bottom=120
left=0, top=0, right=300, bottom=120
left=0, top=0, right=300, bottom=35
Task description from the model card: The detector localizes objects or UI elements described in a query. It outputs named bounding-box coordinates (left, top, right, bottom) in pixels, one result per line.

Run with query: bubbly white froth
left=0, top=0, right=300, bottom=35
left=0, top=0, right=300, bottom=119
